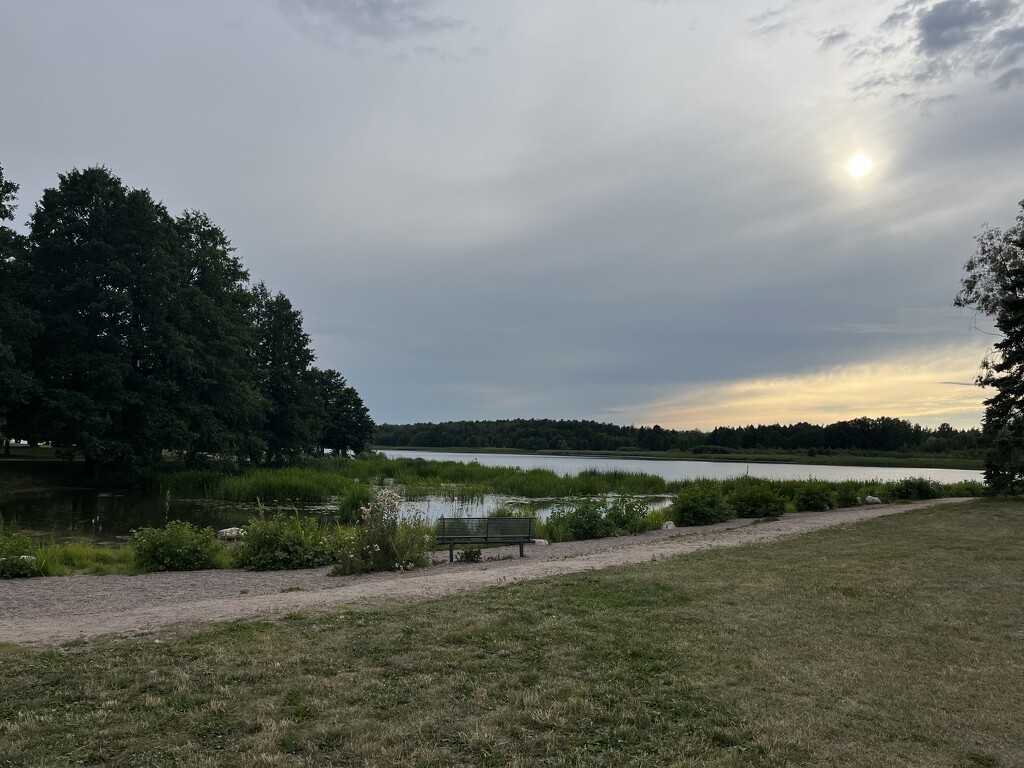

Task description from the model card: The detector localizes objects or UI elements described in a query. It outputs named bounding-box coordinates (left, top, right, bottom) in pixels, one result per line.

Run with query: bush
left=132, top=521, right=225, bottom=572
left=673, top=485, right=735, bottom=526
left=234, top=510, right=334, bottom=571
left=727, top=480, right=785, bottom=518
left=888, top=477, right=940, bottom=501
left=337, top=484, right=376, bottom=525
left=793, top=483, right=833, bottom=512
left=0, top=520, right=42, bottom=578
left=604, top=496, right=653, bottom=535
left=547, top=498, right=616, bottom=542
left=331, top=489, right=433, bottom=575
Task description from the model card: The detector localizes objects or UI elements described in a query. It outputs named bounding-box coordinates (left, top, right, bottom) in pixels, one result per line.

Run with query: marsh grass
left=1, top=500, right=1020, bottom=766
left=33, top=540, right=137, bottom=576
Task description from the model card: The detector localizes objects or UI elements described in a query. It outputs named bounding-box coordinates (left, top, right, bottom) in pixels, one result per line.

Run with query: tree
left=250, top=282, right=322, bottom=464
left=312, top=368, right=375, bottom=455
left=169, top=211, right=264, bottom=464
left=0, top=164, right=40, bottom=455
left=955, top=199, right=1024, bottom=493
left=22, top=166, right=187, bottom=472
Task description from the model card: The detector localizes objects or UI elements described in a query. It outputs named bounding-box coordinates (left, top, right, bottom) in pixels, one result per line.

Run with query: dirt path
left=0, top=499, right=974, bottom=646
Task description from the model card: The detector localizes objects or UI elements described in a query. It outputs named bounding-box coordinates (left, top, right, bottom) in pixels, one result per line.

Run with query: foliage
left=0, top=518, right=42, bottom=577
left=457, top=546, right=483, bottom=563
left=792, top=483, right=834, bottom=512
left=542, top=496, right=666, bottom=542
left=374, top=416, right=983, bottom=456
left=331, top=489, right=433, bottom=575
left=312, top=368, right=375, bottom=456
left=956, top=199, right=1024, bottom=493
left=726, top=478, right=786, bottom=518
left=337, top=483, right=376, bottom=525
left=131, top=520, right=225, bottom=572
left=33, top=540, right=136, bottom=576
left=672, top=484, right=735, bottom=526
left=234, top=508, right=334, bottom=571
left=888, top=477, right=940, bottom=501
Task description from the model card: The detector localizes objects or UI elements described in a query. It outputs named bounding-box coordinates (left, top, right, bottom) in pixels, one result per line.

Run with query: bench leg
left=449, top=543, right=455, bottom=562
left=519, top=542, right=524, bottom=558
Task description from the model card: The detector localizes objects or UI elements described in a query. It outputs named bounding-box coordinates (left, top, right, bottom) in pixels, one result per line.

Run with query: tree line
left=0, top=164, right=373, bottom=474
left=375, top=416, right=981, bottom=455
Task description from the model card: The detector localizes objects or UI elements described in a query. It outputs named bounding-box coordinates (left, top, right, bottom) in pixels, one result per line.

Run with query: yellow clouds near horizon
left=634, top=345, right=990, bottom=431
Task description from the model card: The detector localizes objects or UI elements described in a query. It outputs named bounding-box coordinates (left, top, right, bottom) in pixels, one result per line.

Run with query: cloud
left=818, top=29, right=852, bottom=50
left=279, top=0, right=462, bottom=42
left=629, top=345, right=990, bottom=430
left=810, top=0, right=1024, bottom=98
left=991, top=63, right=1024, bottom=84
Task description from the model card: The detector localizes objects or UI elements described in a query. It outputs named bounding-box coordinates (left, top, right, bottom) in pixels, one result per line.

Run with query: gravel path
left=0, top=499, right=974, bottom=646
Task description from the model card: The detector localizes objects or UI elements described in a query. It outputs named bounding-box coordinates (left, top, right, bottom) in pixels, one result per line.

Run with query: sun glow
left=847, top=153, right=873, bottom=177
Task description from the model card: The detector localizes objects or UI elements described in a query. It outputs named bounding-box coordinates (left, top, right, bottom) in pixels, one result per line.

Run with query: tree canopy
left=0, top=164, right=372, bottom=472
left=956, top=199, right=1024, bottom=492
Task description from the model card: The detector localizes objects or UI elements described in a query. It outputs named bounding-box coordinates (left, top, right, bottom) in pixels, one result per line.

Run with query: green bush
left=673, top=484, right=735, bottom=526
left=234, top=510, right=334, bottom=571
left=337, top=484, right=376, bottom=525
left=604, top=496, right=653, bottom=535
left=132, top=521, right=225, bottom=572
left=727, top=480, right=785, bottom=518
left=792, top=483, right=834, bottom=512
left=547, top=498, right=616, bottom=542
left=0, top=520, right=42, bottom=578
left=888, top=477, right=940, bottom=501
left=331, top=489, right=433, bottom=575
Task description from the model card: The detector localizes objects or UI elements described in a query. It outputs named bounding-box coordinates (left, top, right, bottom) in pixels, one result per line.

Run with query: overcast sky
left=3, top=0, right=1023, bottom=429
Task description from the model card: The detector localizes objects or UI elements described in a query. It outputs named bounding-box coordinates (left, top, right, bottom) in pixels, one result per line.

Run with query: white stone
left=865, top=495, right=882, bottom=505
left=18, top=555, right=37, bottom=563
left=661, top=521, right=676, bottom=530
left=531, top=539, right=549, bottom=546
left=216, top=527, right=246, bottom=540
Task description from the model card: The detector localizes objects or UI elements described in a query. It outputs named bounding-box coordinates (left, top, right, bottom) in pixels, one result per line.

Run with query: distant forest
left=375, top=417, right=981, bottom=455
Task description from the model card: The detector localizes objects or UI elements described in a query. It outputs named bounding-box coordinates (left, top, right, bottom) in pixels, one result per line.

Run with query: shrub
left=0, top=520, right=42, bottom=578
left=458, top=547, right=483, bottom=563
left=132, top=521, right=225, bottom=572
left=888, top=477, right=940, bottom=501
left=727, top=480, right=785, bottom=518
left=673, top=484, right=735, bottom=526
left=547, top=498, right=616, bottom=542
left=337, top=484, right=376, bottom=525
left=793, top=483, right=833, bottom=512
left=234, top=509, right=334, bottom=571
left=331, top=489, right=433, bottom=575
left=604, top=496, right=653, bottom=535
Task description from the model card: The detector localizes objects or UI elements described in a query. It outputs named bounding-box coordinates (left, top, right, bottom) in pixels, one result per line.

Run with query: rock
left=531, top=539, right=549, bottom=546
left=661, top=521, right=676, bottom=530
left=18, top=555, right=37, bottom=564
left=865, top=495, right=882, bottom=505
left=216, top=527, right=246, bottom=540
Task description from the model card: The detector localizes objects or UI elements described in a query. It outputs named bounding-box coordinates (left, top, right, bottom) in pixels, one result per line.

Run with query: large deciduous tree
left=23, top=166, right=186, bottom=472
left=956, top=200, right=1024, bottom=493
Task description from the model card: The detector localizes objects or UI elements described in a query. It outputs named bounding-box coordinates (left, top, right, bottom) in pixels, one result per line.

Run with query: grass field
left=1, top=499, right=1021, bottom=767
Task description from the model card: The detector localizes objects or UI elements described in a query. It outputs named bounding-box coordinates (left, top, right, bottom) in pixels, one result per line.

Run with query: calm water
left=381, top=449, right=984, bottom=484
left=1, top=451, right=982, bottom=542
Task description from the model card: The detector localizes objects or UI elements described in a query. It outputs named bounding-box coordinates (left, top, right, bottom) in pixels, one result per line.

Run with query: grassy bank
left=2, top=499, right=1021, bottom=766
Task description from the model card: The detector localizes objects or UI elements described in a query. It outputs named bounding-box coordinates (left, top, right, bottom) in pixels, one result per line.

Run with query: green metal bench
left=436, top=516, right=536, bottom=562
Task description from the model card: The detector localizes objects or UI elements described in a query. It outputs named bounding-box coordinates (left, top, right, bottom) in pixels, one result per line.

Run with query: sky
left=3, top=0, right=1023, bottom=430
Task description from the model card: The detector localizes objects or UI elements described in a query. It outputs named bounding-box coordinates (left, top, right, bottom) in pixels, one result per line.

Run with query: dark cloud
left=916, top=0, right=1013, bottom=53
left=838, top=0, right=1024, bottom=98
left=279, top=0, right=462, bottom=41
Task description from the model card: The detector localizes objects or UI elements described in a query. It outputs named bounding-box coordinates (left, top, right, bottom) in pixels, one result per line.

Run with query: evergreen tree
left=312, top=367, right=375, bottom=455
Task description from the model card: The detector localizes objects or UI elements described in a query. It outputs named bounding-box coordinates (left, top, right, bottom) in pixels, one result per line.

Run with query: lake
left=1, top=452, right=982, bottom=542
left=380, top=449, right=984, bottom=484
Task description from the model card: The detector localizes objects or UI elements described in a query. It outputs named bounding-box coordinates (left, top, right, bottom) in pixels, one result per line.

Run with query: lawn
left=1, top=499, right=1021, bottom=767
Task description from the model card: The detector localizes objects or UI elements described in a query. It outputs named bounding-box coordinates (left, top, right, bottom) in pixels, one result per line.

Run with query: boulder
left=865, top=495, right=882, bottom=505
left=531, top=539, right=549, bottom=546
left=216, top=526, right=246, bottom=540
left=661, top=521, right=676, bottom=530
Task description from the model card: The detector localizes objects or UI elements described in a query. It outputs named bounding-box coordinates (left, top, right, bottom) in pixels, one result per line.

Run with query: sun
left=847, top=153, right=873, bottom=178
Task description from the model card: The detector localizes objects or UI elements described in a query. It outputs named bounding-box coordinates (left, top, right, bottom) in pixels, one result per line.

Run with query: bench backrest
left=437, top=516, right=535, bottom=541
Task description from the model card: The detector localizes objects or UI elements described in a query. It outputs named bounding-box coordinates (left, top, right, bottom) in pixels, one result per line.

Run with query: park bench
left=436, top=516, right=536, bottom=562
